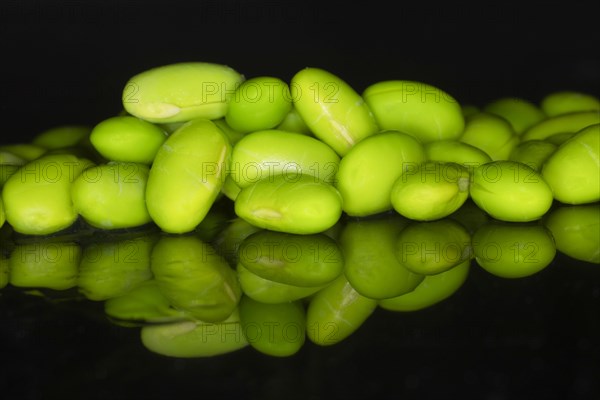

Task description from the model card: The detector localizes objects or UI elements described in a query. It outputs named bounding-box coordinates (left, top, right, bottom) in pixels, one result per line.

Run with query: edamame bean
left=340, top=216, right=424, bottom=299
left=239, top=296, right=306, bottom=357
left=483, top=97, right=546, bottom=134
left=378, top=259, right=470, bottom=312
left=237, top=263, right=325, bottom=304
left=2, top=154, right=92, bottom=235
left=122, top=62, right=245, bottom=123
left=221, top=175, right=242, bottom=201
left=472, top=221, right=556, bottom=278
left=213, top=118, right=245, bottom=146
left=424, top=140, right=492, bottom=168
left=469, top=160, right=553, bottom=222
left=89, top=116, right=167, bottom=163
left=239, top=230, right=343, bottom=287
left=9, top=241, right=81, bottom=290
left=459, top=112, right=519, bottom=161
left=230, top=129, right=340, bottom=188
left=390, top=161, right=470, bottom=221
left=362, top=80, right=464, bottom=143
left=276, top=106, right=313, bottom=135
left=521, top=110, right=600, bottom=142
left=291, top=67, right=379, bottom=156
left=0, top=144, right=47, bottom=161
left=544, top=132, right=576, bottom=146
left=541, top=124, right=600, bottom=204
left=71, top=162, right=152, bottom=230
left=0, top=151, right=26, bottom=166
left=335, top=130, right=425, bottom=217
left=145, top=118, right=231, bottom=234
left=395, top=219, right=472, bottom=275
left=508, top=140, right=557, bottom=171
left=225, top=76, right=292, bottom=133
left=104, top=279, right=190, bottom=324
left=77, top=235, right=155, bottom=301
left=151, top=235, right=242, bottom=323
left=540, top=91, right=600, bottom=117
left=141, top=308, right=248, bottom=358
left=31, top=125, right=91, bottom=149
left=543, top=204, right=599, bottom=264
left=234, top=174, right=343, bottom=235
left=305, top=274, right=378, bottom=346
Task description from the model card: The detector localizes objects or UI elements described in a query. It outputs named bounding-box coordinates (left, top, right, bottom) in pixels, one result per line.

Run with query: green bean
left=483, top=97, right=546, bottom=134
left=89, top=116, right=167, bottom=163
left=122, top=62, right=245, bottom=123
left=0, top=144, right=46, bottom=161
left=291, top=67, right=379, bottom=156
left=424, top=139, right=492, bottom=168
left=276, top=106, right=313, bottom=135
left=541, top=124, right=600, bottom=204
left=234, top=173, right=343, bottom=235
left=459, top=112, right=519, bottom=161
left=363, top=80, right=464, bottom=143
left=225, top=76, right=292, bottom=133
left=521, top=110, right=600, bottom=142
left=390, top=161, right=470, bottom=221
left=2, top=154, right=93, bottom=235
left=31, top=125, right=91, bottom=149
left=469, top=160, right=553, bottom=222
left=540, top=91, right=600, bottom=117
left=508, top=140, right=557, bottom=171
left=71, top=162, right=152, bottom=229
left=335, top=130, right=425, bottom=217
left=145, top=118, right=231, bottom=233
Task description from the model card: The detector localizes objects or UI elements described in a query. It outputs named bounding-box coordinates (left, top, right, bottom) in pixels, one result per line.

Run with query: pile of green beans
left=0, top=61, right=599, bottom=357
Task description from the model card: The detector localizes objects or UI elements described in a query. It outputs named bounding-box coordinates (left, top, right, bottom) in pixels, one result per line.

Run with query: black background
left=1, top=1, right=600, bottom=399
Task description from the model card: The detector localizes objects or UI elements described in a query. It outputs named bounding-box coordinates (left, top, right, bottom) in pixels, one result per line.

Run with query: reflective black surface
left=1, top=1, right=599, bottom=399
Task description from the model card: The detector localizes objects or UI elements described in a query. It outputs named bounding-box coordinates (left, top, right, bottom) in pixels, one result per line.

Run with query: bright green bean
left=234, top=174, right=343, bottom=235
left=335, top=130, right=426, bottom=217
left=89, top=116, right=167, bottom=163
left=391, top=161, right=470, bottom=221
left=145, top=118, right=231, bottom=233
left=521, top=110, right=600, bottom=142
left=540, top=91, right=600, bottom=117
left=122, top=62, right=245, bottom=123
left=459, top=112, right=520, bottom=161
left=71, top=162, right=152, bottom=229
left=424, top=139, right=492, bottom=168
left=31, top=125, right=91, bottom=149
left=225, top=76, right=292, bottom=133
left=2, top=154, right=93, bottom=235
left=363, top=80, right=464, bottom=143
left=230, top=129, right=340, bottom=188
left=541, top=124, right=600, bottom=204
left=469, top=160, right=553, bottom=222
left=508, top=140, right=557, bottom=171
left=291, top=67, right=379, bottom=156
left=483, top=97, right=546, bottom=134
